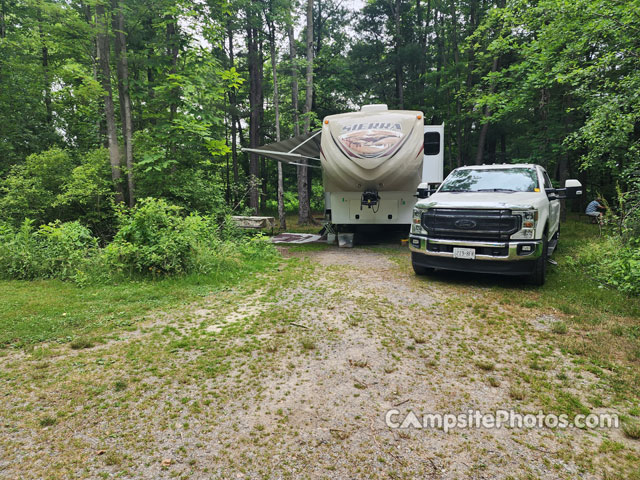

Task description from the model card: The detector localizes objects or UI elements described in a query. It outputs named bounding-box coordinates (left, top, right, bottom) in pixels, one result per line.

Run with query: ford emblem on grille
left=455, top=219, right=477, bottom=229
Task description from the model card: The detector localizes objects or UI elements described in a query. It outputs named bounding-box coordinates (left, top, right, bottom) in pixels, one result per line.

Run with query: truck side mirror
left=546, top=179, right=583, bottom=199
left=415, top=182, right=439, bottom=199
left=564, top=179, right=583, bottom=199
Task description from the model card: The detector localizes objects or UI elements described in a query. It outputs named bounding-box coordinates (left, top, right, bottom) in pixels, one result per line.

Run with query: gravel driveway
left=0, top=245, right=636, bottom=479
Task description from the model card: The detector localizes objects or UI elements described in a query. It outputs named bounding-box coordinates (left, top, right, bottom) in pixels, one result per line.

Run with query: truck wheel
left=528, top=236, right=548, bottom=286
left=412, top=262, right=435, bottom=276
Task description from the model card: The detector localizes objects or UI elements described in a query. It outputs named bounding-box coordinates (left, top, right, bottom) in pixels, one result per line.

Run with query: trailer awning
left=242, top=130, right=322, bottom=169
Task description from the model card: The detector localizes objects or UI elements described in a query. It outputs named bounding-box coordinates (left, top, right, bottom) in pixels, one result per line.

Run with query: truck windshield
left=439, top=168, right=539, bottom=193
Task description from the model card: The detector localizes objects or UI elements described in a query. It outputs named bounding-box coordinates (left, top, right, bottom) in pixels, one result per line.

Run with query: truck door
left=543, top=169, right=560, bottom=237
left=422, top=124, right=444, bottom=184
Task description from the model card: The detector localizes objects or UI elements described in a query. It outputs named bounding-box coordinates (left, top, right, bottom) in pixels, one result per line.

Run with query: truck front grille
left=421, top=209, right=521, bottom=241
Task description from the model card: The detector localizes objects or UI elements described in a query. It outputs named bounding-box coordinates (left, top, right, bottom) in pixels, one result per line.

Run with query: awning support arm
left=289, top=130, right=321, bottom=154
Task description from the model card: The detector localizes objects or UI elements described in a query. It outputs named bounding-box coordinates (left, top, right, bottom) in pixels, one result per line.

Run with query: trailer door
left=422, top=124, right=444, bottom=184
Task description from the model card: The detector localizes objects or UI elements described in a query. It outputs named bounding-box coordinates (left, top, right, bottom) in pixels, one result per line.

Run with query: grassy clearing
left=0, top=255, right=276, bottom=348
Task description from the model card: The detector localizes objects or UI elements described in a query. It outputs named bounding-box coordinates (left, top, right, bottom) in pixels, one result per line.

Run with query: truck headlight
left=412, top=208, right=424, bottom=234
left=512, top=210, right=537, bottom=239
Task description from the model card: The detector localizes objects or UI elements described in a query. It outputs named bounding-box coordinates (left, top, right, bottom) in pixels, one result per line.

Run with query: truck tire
left=528, top=236, right=548, bottom=286
left=412, top=262, right=435, bottom=276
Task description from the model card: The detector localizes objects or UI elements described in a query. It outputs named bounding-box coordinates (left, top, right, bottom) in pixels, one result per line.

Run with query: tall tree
left=392, top=0, right=403, bottom=108
left=298, top=0, right=313, bottom=225
left=266, top=5, right=286, bottom=230
left=0, top=0, right=6, bottom=39
left=474, top=56, right=498, bottom=164
left=96, top=2, right=124, bottom=203
left=165, top=14, right=179, bottom=159
left=288, top=23, right=300, bottom=137
left=112, top=0, right=134, bottom=206
left=227, top=18, right=239, bottom=185
left=246, top=7, right=263, bottom=213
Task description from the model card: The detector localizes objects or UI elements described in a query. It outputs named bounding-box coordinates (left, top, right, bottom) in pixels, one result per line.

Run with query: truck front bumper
left=408, top=236, right=543, bottom=275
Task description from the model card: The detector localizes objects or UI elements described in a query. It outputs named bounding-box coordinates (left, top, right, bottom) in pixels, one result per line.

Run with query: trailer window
left=440, top=168, right=539, bottom=193
left=424, top=132, right=440, bottom=155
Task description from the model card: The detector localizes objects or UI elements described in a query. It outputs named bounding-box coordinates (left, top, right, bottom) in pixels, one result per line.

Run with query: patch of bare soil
left=0, top=246, right=636, bottom=479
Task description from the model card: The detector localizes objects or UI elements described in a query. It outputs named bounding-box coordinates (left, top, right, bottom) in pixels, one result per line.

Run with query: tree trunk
left=112, top=0, right=135, bottom=206
left=247, top=19, right=262, bottom=214
left=259, top=34, right=267, bottom=213
left=0, top=0, right=6, bottom=38
left=268, top=18, right=286, bottom=231
left=96, top=3, right=124, bottom=203
left=288, top=24, right=300, bottom=137
left=166, top=17, right=179, bottom=118
left=315, top=0, right=322, bottom=57
left=462, top=0, right=478, bottom=163
left=415, top=0, right=431, bottom=99
left=227, top=21, right=239, bottom=186
left=393, top=0, right=403, bottom=109
left=558, top=94, right=573, bottom=221
left=303, top=1, right=314, bottom=134
left=38, top=23, right=52, bottom=125
left=474, top=56, right=499, bottom=165
left=166, top=16, right=179, bottom=161
left=450, top=0, right=463, bottom=167
left=144, top=15, right=155, bottom=126
left=298, top=0, right=314, bottom=225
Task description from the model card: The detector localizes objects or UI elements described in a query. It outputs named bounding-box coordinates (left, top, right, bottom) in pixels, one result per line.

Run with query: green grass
left=539, top=217, right=640, bottom=318
left=0, top=256, right=276, bottom=348
left=285, top=243, right=331, bottom=253
left=278, top=212, right=325, bottom=234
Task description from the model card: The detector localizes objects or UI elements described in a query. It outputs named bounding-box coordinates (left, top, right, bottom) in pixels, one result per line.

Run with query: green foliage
left=0, top=219, right=98, bottom=283
left=570, top=237, right=640, bottom=296
left=104, top=198, right=213, bottom=276
left=104, top=198, right=276, bottom=277
left=0, top=147, right=115, bottom=233
left=0, top=198, right=276, bottom=284
left=54, top=148, right=115, bottom=233
left=0, top=148, right=74, bottom=225
left=570, top=186, right=640, bottom=296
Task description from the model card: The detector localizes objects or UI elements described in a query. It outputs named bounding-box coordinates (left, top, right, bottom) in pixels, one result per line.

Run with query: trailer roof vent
left=360, top=104, right=388, bottom=113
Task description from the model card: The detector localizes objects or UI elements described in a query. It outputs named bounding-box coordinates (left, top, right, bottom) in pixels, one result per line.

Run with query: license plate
left=453, top=247, right=476, bottom=259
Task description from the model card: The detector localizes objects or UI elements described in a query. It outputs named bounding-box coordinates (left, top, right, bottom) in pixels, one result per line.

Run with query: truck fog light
left=517, top=243, right=536, bottom=256
left=411, top=238, right=421, bottom=247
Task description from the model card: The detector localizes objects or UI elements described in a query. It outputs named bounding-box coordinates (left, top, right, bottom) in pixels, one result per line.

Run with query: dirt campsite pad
left=0, top=244, right=639, bottom=479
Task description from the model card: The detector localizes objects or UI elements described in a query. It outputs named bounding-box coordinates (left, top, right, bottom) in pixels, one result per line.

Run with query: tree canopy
left=0, top=0, right=638, bottom=232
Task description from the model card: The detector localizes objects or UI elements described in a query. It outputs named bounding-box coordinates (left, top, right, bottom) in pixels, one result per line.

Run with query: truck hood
left=416, top=191, right=546, bottom=210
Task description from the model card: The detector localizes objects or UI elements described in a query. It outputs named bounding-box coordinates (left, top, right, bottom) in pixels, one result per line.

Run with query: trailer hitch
left=361, top=189, right=380, bottom=211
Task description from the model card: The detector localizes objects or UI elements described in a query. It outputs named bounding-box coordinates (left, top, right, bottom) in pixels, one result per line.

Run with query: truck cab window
left=439, top=167, right=539, bottom=193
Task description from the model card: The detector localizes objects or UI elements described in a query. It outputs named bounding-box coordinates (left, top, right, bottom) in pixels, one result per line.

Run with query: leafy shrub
left=0, top=198, right=276, bottom=283
left=596, top=241, right=640, bottom=295
left=570, top=237, right=640, bottom=296
left=0, top=219, right=98, bottom=282
left=103, top=197, right=251, bottom=276
left=105, top=198, right=277, bottom=277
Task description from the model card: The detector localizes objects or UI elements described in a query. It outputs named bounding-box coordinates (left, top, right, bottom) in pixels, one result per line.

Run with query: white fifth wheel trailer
left=243, top=104, right=444, bottom=232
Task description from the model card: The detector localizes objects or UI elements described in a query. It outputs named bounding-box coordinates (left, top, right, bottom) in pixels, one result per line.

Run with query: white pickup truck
left=409, top=164, right=582, bottom=285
